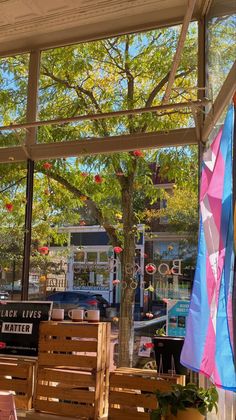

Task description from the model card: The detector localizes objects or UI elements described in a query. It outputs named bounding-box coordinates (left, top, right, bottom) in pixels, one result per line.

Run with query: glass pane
left=38, top=23, right=197, bottom=143
left=87, top=252, right=97, bottom=262
left=0, top=162, right=27, bottom=298
left=207, top=1, right=236, bottom=100
left=0, top=54, right=29, bottom=147
left=99, top=252, right=108, bottom=262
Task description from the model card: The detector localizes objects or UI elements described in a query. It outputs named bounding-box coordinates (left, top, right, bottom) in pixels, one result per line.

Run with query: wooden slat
left=37, top=368, right=96, bottom=387
left=0, top=378, right=28, bottom=392
left=110, top=391, right=157, bottom=410
left=36, top=384, right=95, bottom=403
left=39, top=322, right=101, bottom=339
left=39, top=338, right=98, bottom=352
left=35, top=399, right=94, bottom=418
left=110, top=374, right=172, bottom=392
left=0, top=364, right=29, bottom=377
left=38, top=353, right=97, bottom=369
left=109, top=407, right=150, bottom=420
left=115, top=368, right=185, bottom=384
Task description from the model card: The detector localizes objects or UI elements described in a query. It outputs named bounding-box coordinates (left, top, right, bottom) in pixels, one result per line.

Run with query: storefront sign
left=46, top=274, right=67, bottom=291
left=0, top=301, right=52, bottom=357
left=167, top=299, right=190, bottom=337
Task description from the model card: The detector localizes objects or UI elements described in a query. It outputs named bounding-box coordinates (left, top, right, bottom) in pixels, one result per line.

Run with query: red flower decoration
left=144, top=342, right=154, bottom=349
left=79, top=220, right=86, bottom=226
left=114, top=246, right=123, bottom=254
left=94, top=174, right=103, bottom=184
left=0, top=342, right=6, bottom=349
left=133, top=150, right=144, bottom=157
left=112, top=279, right=120, bottom=285
left=43, top=162, right=52, bottom=170
left=145, top=263, right=156, bottom=274
left=81, top=172, right=88, bottom=178
left=5, top=203, right=13, bottom=212
left=38, top=246, right=49, bottom=255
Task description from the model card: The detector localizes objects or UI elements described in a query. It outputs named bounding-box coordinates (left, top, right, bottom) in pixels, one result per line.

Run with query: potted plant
left=150, top=382, right=218, bottom=420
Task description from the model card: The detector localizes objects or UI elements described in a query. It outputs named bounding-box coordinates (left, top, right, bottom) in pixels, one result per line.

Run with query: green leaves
left=151, top=383, right=219, bottom=419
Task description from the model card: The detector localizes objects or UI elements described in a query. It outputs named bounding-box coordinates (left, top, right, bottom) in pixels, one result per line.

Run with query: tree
left=0, top=24, right=199, bottom=366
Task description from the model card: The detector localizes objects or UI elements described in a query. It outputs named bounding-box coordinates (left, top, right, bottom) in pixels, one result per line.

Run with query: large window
left=207, top=1, right=236, bottom=102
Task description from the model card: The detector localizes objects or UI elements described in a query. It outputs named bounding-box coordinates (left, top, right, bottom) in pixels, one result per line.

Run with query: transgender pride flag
left=181, top=105, right=236, bottom=391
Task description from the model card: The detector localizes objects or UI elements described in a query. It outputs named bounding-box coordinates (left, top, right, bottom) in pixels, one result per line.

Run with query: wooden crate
left=35, top=366, right=107, bottom=419
left=35, top=321, right=111, bottom=419
left=38, top=321, right=109, bottom=372
left=109, top=368, right=185, bottom=420
left=0, top=356, right=35, bottom=410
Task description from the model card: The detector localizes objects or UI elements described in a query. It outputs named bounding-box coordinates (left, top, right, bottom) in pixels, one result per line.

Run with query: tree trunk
left=118, top=178, right=136, bottom=367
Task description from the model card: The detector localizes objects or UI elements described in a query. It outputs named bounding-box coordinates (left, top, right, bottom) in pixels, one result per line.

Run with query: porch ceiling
left=0, top=0, right=207, bottom=56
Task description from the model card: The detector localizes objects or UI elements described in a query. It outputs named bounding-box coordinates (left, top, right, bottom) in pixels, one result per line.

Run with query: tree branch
left=42, top=170, right=120, bottom=247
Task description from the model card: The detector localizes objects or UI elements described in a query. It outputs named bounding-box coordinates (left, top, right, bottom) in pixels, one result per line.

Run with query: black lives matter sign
left=0, top=301, right=52, bottom=357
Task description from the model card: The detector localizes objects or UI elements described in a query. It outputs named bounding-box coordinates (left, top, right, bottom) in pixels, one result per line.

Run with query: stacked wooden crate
left=109, top=367, right=185, bottom=420
left=0, top=356, right=36, bottom=410
left=35, top=321, right=110, bottom=419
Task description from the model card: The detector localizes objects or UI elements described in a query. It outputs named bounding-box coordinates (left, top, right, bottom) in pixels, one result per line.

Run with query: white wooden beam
left=0, top=99, right=210, bottom=133
left=163, top=0, right=197, bottom=103
left=0, top=128, right=197, bottom=164
left=202, top=60, right=236, bottom=142
left=25, top=50, right=41, bottom=148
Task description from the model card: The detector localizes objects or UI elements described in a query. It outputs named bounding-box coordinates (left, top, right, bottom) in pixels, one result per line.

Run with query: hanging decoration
left=112, top=279, right=120, bottom=285
left=38, top=246, right=49, bottom=255
left=113, top=246, right=123, bottom=254
left=0, top=342, right=6, bottom=349
left=145, top=263, right=157, bottom=274
left=44, top=189, right=50, bottom=196
left=143, top=342, right=154, bottom=349
left=133, top=150, right=144, bottom=157
left=43, top=162, right=52, bottom=170
left=115, top=213, right=122, bottom=220
left=5, top=203, right=13, bottom=212
left=168, top=245, right=174, bottom=251
left=94, top=174, right=103, bottom=184
left=80, top=195, right=87, bottom=201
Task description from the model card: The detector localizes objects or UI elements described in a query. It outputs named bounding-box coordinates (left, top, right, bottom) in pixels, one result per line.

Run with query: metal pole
left=21, top=50, right=40, bottom=300
left=21, top=159, right=34, bottom=300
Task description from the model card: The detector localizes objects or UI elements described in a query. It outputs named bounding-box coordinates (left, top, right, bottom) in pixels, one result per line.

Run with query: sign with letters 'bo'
left=0, top=301, right=52, bottom=357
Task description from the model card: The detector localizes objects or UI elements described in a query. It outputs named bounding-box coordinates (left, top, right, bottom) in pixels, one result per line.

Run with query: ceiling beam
left=0, top=128, right=197, bottom=164
left=0, top=3, right=201, bottom=58
left=202, top=60, right=236, bottom=142
left=163, top=0, right=197, bottom=103
left=199, top=0, right=213, bottom=16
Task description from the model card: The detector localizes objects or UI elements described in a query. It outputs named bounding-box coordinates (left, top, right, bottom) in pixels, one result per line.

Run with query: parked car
left=46, top=291, right=110, bottom=318
left=0, top=291, right=9, bottom=300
